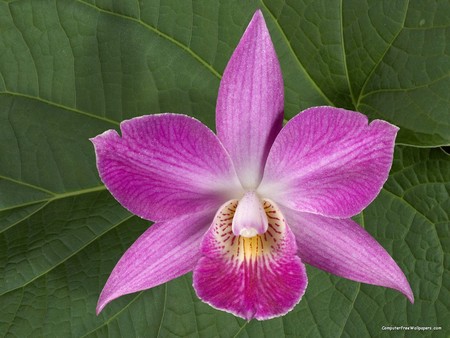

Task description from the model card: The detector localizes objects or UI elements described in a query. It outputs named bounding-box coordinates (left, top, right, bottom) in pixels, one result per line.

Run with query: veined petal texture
left=216, top=10, right=284, bottom=189
left=287, top=210, right=413, bottom=303
left=91, top=114, right=241, bottom=222
left=97, top=210, right=214, bottom=313
left=260, top=107, right=398, bottom=218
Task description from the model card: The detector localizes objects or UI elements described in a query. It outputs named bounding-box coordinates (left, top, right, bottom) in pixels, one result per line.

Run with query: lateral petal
left=216, top=10, right=284, bottom=189
left=91, top=114, right=242, bottom=222
left=97, top=211, right=214, bottom=314
left=259, top=106, right=398, bottom=218
left=193, top=200, right=307, bottom=320
left=286, top=210, right=414, bottom=303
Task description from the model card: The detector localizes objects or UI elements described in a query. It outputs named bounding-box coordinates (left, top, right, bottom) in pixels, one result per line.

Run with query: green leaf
left=1, top=0, right=449, bottom=337
left=264, top=0, right=450, bottom=146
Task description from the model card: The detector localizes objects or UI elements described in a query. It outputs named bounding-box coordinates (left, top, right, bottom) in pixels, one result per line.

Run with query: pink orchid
left=92, top=10, right=413, bottom=320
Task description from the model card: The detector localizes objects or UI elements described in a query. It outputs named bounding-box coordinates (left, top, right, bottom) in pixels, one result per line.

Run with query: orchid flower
left=91, top=10, right=413, bottom=320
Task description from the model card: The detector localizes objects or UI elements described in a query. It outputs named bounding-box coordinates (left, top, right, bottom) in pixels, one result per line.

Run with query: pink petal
left=216, top=10, right=284, bottom=189
left=286, top=210, right=414, bottom=303
left=97, top=211, right=214, bottom=314
left=91, top=114, right=242, bottom=222
left=193, top=200, right=307, bottom=320
left=259, top=106, right=399, bottom=218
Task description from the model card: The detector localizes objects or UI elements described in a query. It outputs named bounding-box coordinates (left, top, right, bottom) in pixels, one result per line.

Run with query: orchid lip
left=193, top=198, right=308, bottom=320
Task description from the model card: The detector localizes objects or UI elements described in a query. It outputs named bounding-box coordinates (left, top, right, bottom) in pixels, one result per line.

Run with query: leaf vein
left=259, top=0, right=334, bottom=106
left=1, top=91, right=120, bottom=126
left=7, top=2, right=40, bottom=95
left=0, top=213, right=134, bottom=298
left=356, top=0, right=410, bottom=107
left=76, top=0, right=222, bottom=79
left=156, top=284, right=168, bottom=338
left=359, top=72, right=450, bottom=99
left=80, top=291, right=145, bottom=337
left=340, top=0, right=356, bottom=108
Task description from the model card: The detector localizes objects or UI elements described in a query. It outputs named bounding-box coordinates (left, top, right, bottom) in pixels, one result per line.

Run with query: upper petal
left=216, top=10, right=284, bottom=189
left=91, top=114, right=242, bottom=222
left=286, top=210, right=413, bottom=303
left=259, top=107, right=398, bottom=218
left=193, top=199, right=307, bottom=320
left=97, top=210, right=214, bottom=314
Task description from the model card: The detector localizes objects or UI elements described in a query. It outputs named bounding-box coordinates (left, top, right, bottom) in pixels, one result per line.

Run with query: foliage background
left=0, top=0, right=449, bottom=337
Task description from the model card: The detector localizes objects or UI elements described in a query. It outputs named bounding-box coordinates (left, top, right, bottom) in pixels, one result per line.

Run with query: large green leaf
left=1, top=0, right=449, bottom=337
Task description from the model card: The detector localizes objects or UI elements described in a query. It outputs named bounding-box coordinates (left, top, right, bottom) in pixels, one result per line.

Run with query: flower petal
left=193, top=200, right=307, bottom=320
left=97, top=211, right=214, bottom=314
left=259, top=107, right=399, bottom=218
left=216, top=10, right=284, bottom=189
left=91, top=114, right=242, bottom=222
left=286, top=210, right=413, bottom=303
